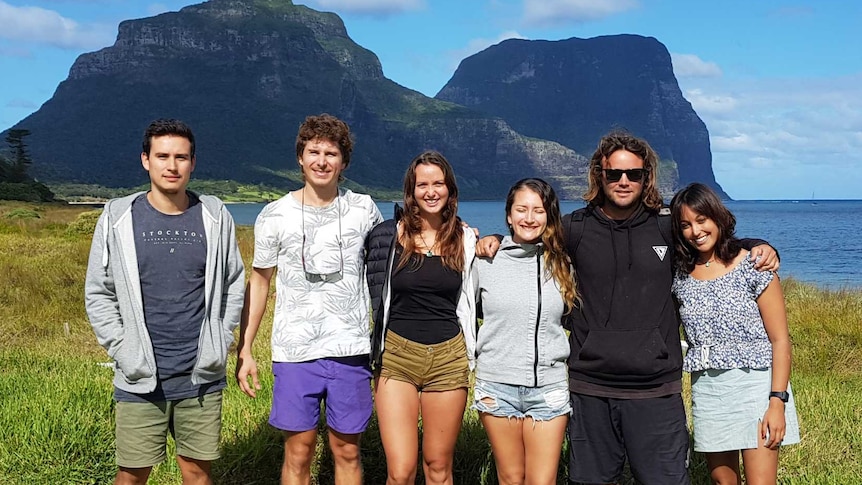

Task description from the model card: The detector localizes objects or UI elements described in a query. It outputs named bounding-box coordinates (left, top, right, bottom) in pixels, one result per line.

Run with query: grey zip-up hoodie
left=474, top=236, right=569, bottom=387
left=84, top=192, right=245, bottom=394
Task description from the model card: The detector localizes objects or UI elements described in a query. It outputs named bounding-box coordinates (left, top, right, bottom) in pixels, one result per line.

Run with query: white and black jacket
left=365, top=210, right=477, bottom=370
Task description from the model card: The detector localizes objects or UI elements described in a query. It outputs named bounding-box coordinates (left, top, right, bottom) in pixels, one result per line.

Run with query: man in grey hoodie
left=85, top=119, right=245, bottom=485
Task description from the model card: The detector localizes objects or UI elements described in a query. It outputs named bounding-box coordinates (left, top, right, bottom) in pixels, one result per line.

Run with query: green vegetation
left=0, top=129, right=55, bottom=202
left=49, top=176, right=402, bottom=204
left=1, top=202, right=860, bottom=484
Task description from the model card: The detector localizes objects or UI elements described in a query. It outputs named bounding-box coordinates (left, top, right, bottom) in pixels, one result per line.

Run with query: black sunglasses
left=603, top=168, right=646, bottom=183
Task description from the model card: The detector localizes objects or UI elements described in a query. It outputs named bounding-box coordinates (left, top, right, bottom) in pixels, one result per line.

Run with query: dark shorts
left=378, top=331, right=469, bottom=392
left=567, top=392, right=690, bottom=485
left=269, top=355, right=373, bottom=435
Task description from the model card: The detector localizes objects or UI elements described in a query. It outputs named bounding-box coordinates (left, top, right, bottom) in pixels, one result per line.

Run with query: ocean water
left=227, top=199, right=862, bottom=289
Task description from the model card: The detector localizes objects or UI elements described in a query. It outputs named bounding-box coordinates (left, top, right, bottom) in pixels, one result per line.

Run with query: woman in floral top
left=671, top=183, right=799, bottom=485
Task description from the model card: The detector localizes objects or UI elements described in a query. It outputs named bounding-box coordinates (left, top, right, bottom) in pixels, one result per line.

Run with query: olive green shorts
left=378, top=331, right=469, bottom=392
left=115, top=390, right=222, bottom=468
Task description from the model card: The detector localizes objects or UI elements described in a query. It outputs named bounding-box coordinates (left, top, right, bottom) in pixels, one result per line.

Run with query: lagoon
left=227, top=199, right=862, bottom=289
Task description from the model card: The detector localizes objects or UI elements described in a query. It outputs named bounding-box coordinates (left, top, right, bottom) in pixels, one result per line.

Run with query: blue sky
left=1, top=0, right=860, bottom=199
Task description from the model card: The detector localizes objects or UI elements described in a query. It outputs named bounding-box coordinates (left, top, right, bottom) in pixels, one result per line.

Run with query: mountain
left=436, top=35, right=727, bottom=198
left=3, top=1, right=714, bottom=199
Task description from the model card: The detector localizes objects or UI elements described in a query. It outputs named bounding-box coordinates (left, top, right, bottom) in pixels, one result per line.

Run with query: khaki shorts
left=378, top=331, right=469, bottom=392
left=115, top=390, right=222, bottom=468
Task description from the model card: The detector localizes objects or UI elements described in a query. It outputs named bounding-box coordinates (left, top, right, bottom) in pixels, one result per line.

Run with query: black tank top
left=387, top=245, right=462, bottom=345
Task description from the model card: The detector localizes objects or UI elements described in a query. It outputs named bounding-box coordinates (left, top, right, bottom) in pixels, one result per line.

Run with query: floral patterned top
left=672, top=255, right=774, bottom=372
left=253, top=189, right=383, bottom=362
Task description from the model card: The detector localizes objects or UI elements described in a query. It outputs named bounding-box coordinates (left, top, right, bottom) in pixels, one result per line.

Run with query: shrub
left=0, top=182, right=54, bottom=202
left=66, top=210, right=102, bottom=236
left=4, top=208, right=40, bottom=220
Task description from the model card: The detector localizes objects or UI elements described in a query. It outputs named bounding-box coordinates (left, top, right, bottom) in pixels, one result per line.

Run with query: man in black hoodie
left=563, top=132, right=777, bottom=484
left=480, top=131, right=778, bottom=484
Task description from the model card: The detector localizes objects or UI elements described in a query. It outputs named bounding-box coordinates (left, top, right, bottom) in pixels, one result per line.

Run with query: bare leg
left=375, top=376, right=421, bottom=485
left=281, top=429, right=318, bottom=485
left=522, top=415, right=567, bottom=485
left=705, top=451, right=742, bottom=485
left=420, top=388, right=468, bottom=485
left=177, top=456, right=213, bottom=485
left=328, top=429, right=363, bottom=485
left=741, top=436, right=779, bottom=485
left=114, top=467, right=152, bottom=485
left=480, top=413, right=526, bottom=485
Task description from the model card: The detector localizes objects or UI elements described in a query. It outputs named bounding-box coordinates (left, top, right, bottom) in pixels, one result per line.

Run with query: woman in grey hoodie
left=473, top=178, right=578, bottom=485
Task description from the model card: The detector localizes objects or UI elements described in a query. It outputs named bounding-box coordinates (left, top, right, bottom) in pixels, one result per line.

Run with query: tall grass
left=1, top=202, right=860, bottom=484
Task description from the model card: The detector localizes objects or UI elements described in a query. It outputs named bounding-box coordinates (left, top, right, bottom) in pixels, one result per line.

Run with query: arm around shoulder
left=476, top=234, right=502, bottom=258
left=740, top=238, right=780, bottom=272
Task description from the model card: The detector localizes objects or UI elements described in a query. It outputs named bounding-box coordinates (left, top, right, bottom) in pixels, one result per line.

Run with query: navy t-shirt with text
left=114, top=193, right=224, bottom=402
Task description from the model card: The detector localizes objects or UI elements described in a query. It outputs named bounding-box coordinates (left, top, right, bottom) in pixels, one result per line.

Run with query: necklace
left=418, top=231, right=436, bottom=257
left=698, top=257, right=715, bottom=267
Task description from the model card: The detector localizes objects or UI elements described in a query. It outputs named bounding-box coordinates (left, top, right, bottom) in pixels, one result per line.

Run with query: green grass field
left=1, top=202, right=860, bottom=484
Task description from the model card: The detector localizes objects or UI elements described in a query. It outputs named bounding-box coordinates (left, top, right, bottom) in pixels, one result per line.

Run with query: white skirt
left=691, top=367, right=800, bottom=452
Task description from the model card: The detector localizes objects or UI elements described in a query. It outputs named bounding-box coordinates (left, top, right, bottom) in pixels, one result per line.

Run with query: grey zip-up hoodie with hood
left=85, top=192, right=246, bottom=394
left=474, top=236, right=569, bottom=388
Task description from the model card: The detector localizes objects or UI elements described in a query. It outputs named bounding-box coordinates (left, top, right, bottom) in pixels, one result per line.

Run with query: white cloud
left=684, top=88, right=738, bottom=115
left=447, top=31, right=526, bottom=70
left=0, top=1, right=114, bottom=49
left=671, top=53, right=722, bottom=78
left=522, top=0, right=639, bottom=27
left=680, top=73, right=862, bottom=199
left=306, top=0, right=424, bottom=16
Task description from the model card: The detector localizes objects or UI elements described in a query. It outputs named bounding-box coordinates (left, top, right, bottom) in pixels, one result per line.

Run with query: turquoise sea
left=227, top=199, right=862, bottom=289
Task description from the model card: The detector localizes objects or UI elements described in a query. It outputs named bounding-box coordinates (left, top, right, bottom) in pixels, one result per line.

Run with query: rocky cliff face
left=437, top=35, right=726, bottom=197
left=7, top=2, right=707, bottom=199
left=70, top=1, right=384, bottom=83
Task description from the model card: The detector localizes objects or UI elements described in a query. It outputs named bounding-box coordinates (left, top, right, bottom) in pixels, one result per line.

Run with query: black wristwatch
left=769, top=391, right=790, bottom=403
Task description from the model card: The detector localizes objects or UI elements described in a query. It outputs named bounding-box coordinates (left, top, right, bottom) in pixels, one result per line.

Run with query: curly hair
left=506, top=178, right=578, bottom=312
left=398, top=151, right=464, bottom=273
left=583, top=131, right=663, bottom=211
left=295, top=113, right=353, bottom=182
left=670, top=183, right=741, bottom=273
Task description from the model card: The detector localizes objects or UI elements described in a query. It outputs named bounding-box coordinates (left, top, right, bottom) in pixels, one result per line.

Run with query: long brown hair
left=506, top=178, right=578, bottom=311
left=583, top=131, right=663, bottom=211
left=398, top=151, right=464, bottom=272
left=670, top=183, right=741, bottom=273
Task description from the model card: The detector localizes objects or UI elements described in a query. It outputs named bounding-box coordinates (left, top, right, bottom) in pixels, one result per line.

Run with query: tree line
left=0, top=129, right=55, bottom=202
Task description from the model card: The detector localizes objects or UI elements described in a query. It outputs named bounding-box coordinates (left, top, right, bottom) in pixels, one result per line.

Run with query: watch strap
left=769, top=391, right=789, bottom=403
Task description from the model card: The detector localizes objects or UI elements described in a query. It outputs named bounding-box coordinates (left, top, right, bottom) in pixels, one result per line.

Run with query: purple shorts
left=269, top=355, right=373, bottom=434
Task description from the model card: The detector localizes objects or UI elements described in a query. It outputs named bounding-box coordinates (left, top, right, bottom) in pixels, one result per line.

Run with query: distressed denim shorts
left=472, top=378, right=571, bottom=421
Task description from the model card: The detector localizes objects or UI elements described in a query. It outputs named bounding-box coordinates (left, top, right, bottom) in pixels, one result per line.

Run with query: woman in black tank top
left=374, top=151, right=473, bottom=485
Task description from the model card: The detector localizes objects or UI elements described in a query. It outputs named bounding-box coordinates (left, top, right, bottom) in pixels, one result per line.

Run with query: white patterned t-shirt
left=253, top=189, right=383, bottom=362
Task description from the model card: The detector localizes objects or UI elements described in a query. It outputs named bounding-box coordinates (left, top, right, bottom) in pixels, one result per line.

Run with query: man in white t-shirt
left=236, top=114, right=382, bottom=485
